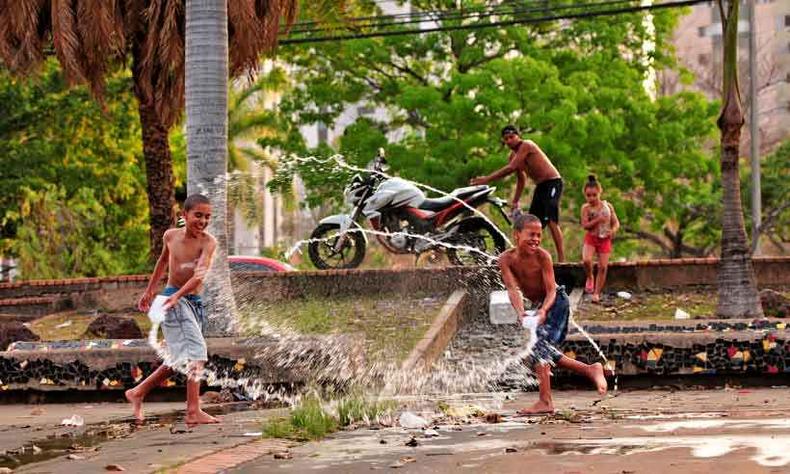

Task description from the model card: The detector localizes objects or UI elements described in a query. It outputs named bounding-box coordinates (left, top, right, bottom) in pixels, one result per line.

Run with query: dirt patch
left=576, top=290, right=717, bottom=321
left=29, top=311, right=151, bottom=341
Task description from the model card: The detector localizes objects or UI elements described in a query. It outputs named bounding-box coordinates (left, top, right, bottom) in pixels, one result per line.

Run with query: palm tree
left=715, top=0, right=763, bottom=318
left=0, top=0, right=299, bottom=260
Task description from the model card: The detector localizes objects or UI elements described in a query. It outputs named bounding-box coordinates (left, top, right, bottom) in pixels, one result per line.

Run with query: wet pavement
left=0, top=387, right=788, bottom=473
left=233, top=387, right=790, bottom=473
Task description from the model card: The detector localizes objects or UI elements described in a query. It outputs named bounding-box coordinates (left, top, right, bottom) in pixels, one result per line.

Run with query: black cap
left=501, top=124, right=519, bottom=137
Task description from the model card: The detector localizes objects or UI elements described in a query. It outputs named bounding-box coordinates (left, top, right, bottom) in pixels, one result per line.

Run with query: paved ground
left=235, top=387, right=790, bottom=474
left=0, top=387, right=788, bottom=473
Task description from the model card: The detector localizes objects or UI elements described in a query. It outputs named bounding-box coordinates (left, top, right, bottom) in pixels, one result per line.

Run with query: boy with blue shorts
left=127, top=194, right=219, bottom=426
left=499, top=211, right=607, bottom=415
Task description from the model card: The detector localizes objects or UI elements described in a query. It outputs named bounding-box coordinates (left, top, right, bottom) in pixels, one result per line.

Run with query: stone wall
left=2, top=258, right=789, bottom=315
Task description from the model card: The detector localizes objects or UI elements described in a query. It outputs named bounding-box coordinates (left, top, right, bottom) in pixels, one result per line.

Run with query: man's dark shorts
left=530, top=286, right=569, bottom=365
left=529, top=178, right=563, bottom=228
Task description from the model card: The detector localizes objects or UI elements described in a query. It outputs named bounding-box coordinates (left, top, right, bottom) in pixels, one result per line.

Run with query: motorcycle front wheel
left=307, top=223, right=367, bottom=270
left=446, top=219, right=507, bottom=266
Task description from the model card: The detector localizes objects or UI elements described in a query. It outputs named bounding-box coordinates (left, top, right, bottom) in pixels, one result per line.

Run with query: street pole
left=748, top=0, right=761, bottom=254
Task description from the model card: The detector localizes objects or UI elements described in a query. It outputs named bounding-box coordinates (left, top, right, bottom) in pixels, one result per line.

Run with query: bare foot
left=185, top=410, right=220, bottom=426
left=516, top=400, right=554, bottom=416
left=125, top=389, right=144, bottom=423
left=584, top=277, right=594, bottom=293
left=591, top=293, right=600, bottom=303
left=590, top=362, right=608, bottom=395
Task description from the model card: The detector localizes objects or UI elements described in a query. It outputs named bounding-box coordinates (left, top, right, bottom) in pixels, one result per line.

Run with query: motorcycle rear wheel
left=446, top=219, right=506, bottom=266
left=308, top=223, right=367, bottom=270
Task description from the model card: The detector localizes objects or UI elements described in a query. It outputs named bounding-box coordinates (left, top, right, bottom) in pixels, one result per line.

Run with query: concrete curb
left=401, top=290, right=467, bottom=372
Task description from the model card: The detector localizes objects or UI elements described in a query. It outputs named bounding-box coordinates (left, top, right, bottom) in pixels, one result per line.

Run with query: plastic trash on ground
left=616, top=291, right=633, bottom=300
left=674, top=308, right=690, bottom=320
left=61, top=414, right=84, bottom=427
left=399, top=411, right=429, bottom=429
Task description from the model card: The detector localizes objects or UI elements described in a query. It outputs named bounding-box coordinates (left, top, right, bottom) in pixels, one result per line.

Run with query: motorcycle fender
left=318, top=214, right=369, bottom=243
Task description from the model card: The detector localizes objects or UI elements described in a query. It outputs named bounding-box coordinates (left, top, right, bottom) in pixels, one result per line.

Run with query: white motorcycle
left=308, top=150, right=510, bottom=269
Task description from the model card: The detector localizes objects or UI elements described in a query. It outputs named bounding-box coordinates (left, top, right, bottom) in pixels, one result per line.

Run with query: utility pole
left=748, top=0, right=761, bottom=254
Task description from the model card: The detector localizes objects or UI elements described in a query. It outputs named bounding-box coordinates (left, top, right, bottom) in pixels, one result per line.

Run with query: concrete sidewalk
left=2, top=387, right=789, bottom=473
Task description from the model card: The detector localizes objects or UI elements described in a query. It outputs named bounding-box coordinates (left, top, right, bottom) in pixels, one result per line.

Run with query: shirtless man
left=499, top=211, right=607, bottom=414
left=128, top=194, right=219, bottom=426
left=471, top=125, right=565, bottom=261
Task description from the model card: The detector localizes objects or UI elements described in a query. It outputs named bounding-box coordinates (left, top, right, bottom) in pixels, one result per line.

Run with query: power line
left=285, top=0, right=638, bottom=34
left=280, top=0, right=708, bottom=45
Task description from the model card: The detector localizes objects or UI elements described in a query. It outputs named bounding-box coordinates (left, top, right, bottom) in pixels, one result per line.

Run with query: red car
left=228, top=256, right=294, bottom=272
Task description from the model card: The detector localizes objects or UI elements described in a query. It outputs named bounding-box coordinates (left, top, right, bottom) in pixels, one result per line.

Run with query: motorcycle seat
left=418, top=186, right=486, bottom=212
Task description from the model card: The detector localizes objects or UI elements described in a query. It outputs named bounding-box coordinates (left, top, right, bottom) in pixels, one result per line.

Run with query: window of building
left=785, top=14, right=790, bottom=27
left=698, top=26, right=706, bottom=37
left=698, top=54, right=710, bottom=66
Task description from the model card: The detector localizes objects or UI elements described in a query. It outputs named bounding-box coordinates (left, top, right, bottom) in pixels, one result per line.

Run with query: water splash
left=141, top=161, right=615, bottom=408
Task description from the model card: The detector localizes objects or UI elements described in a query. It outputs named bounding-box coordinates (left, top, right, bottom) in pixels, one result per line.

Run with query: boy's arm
left=470, top=162, right=517, bottom=186
left=512, top=170, right=527, bottom=208
left=498, top=256, right=527, bottom=320
left=164, top=237, right=217, bottom=307
left=138, top=232, right=170, bottom=312
left=537, top=251, right=557, bottom=324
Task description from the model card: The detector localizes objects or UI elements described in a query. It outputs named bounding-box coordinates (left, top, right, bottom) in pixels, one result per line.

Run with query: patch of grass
left=240, top=293, right=443, bottom=363
left=337, top=397, right=396, bottom=427
left=263, top=396, right=338, bottom=441
left=262, top=395, right=396, bottom=441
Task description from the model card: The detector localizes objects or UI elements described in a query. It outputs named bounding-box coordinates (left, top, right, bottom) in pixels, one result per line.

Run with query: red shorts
left=584, top=233, right=612, bottom=254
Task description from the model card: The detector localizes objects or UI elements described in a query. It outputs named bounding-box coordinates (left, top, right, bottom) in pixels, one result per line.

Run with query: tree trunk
left=185, top=0, right=237, bottom=335
left=716, top=0, right=763, bottom=318
left=133, top=84, right=177, bottom=260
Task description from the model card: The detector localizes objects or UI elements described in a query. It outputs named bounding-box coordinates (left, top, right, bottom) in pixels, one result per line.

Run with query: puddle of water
left=624, top=412, right=727, bottom=420
left=0, top=424, right=132, bottom=469
left=633, top=418, right=790, bottom=433
left=532, top=434, right=790, bottom=467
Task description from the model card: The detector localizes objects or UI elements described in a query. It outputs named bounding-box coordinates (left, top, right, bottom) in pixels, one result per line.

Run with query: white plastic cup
left=521, top=310, right=539, bottom=332
left=148, top=295, right=169, bottom=324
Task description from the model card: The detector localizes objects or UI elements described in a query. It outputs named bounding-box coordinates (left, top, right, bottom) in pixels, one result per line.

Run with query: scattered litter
left=273, top=451, right=292, bottom=460
left=405, top=436, right=419, bottom=447
left=399, top=411, right=428, bottom=429
left=31, top=445, right=42, bottom=454
left=380, top=439, right=388, bottom=444
left=616, top=291, right=632, bottom=300
left=105, top=464, right=125, bottom=471
left=61, top=414, right=84, bottom=427
left=55, top=320, right=73, bottom=329
left=505, top=447, right=518, bottom=453
left=30, top=407, right=45, bottom=416
left=67, top=454, right=85, bottom=460
left=674, top=308, right=690, bottom=320
left=243, top=432, right=262, bottom=437
left=423, top=429, right=439, bottom=438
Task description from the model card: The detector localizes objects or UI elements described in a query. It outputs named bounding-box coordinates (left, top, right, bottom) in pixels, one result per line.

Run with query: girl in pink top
left=580, top=175, right=620, bottom=303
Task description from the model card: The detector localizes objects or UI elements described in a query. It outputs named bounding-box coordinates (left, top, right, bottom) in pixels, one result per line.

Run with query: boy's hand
left=137, top=291, right=154, bottom=312
left=536, top=308, right=548, bottom=325
left=162, top=294, right=180, bottom=311
left=469, top=176, right=487, bottom=186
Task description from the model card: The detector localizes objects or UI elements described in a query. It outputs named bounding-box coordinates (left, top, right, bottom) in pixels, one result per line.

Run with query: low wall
left=3, top=258, right=788, bottom=315
left=401, top=290, right=467, bottom=372
left=0, top=336, right=363, bottom=393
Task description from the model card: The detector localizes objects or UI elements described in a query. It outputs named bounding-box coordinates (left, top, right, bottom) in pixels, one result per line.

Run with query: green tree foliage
left=0, top=60, right=149, bottom=278
left=269, top=0, right=721, bottom=258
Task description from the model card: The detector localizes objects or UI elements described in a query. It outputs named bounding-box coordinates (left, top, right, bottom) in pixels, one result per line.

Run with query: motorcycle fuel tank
left=362, top=177, right=425, bottom=218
